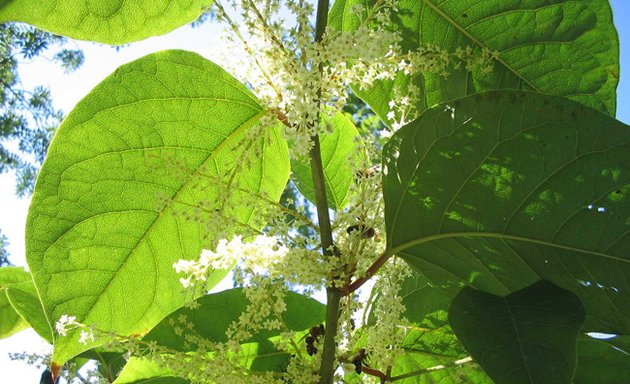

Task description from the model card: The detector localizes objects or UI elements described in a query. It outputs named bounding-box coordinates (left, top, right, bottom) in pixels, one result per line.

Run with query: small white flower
left=78, top=329, right=94, bottom=345
left=55, top=314, right=77, bottom=336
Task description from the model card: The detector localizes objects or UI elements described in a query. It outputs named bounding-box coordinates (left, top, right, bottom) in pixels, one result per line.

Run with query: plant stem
left=343, top=250, right=392, bottom=295
left=307, top=0, right=341, bottom=383
left=388, top=356, right=474, bottom=381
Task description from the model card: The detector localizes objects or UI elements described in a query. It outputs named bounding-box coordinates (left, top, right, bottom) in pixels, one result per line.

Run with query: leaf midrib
left=391, top=231, right=628, bottom=264
left=504, top=299, right=535, bottom=383
left=421, top=0, right=539, bottom=92
left=51, top=109, right=267, bottom=345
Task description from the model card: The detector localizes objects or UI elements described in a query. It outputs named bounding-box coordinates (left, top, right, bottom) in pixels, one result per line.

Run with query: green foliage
left=292, top=113, right=360, bottom=210
left=0, top=0, right=214, bottom=44
left=26, top=49, right=289, bottom=366
left=329, top=0, right=619, bottom=123
left=5, top=277, right=52, bottom=342
left=383, top=90, right=629, bottom=333
left=114, top=357, right=189, bottom=384
left=575, top=334, right=630, bottom=383
left=0, top=266, right=31, bottom=338
left=0, top=23, right=81, bottom=196
left=449, top=280, right=585, bottom=383
left=3, top=1, right=628, bottom=383
left=78, top=349, right=126, bottom=382
left=114, top=289, right=325, bottom=383
left=390, top=273, right=491, bottom=383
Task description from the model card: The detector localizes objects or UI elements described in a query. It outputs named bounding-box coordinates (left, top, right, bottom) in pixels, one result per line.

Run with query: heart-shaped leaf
left=383, top=90, right=630, bottom=333
left=449, top=280, right=586, bottom=384
left=0, top=0, right=214, bottom=44
left=26, top=50, right=290, bottom=366
left=329, top=0, right=619, bottom=122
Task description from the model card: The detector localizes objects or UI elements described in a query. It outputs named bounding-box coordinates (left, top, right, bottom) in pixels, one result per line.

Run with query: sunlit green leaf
left=0, top=267, right=31, bottom=338
left=114, top=357, right=188, bottom=384
left=329, top=0, right=619, bottom=122
left=5, top=279, right=52, bottom=343
left=292, top=113, right=360, bottom=210
left=383, top=90, right=630, bottom=333
left=449, top=280, right=585, bottom=384
left=0, top=0, right=213, bottom=44
left=26, top=50, right=290, bottom=366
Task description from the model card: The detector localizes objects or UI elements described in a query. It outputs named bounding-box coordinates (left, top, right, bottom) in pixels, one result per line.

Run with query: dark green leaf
left=329, top=0, right=619, bottom=120
left=26, top=50, right=290, bottom=365
left=0, top=0, right=214, bottom=44
left=388, top=273, right=491, bottom=383
left=574, top=334, right=630, bottom=384
left=383, top=90, right=630, bottom=333
left=449, top=280, right=586, bottom=384
left=115, top=289, right=325, bottom=383
left=144, top=288, right=326, bottom=372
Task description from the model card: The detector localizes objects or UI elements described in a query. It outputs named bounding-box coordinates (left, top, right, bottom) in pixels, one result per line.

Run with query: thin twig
left=214, top=0, right=284, bottom=101
left=343, top=250, right=393, bottom=295
left=389, top=356, right=474, bottom=382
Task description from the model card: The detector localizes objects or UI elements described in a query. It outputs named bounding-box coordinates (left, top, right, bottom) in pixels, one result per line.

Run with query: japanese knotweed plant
left=1, top=0, right=629, bottom=383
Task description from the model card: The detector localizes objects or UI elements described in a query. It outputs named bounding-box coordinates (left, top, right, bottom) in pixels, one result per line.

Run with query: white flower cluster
left=173, top=234, right=289, bottom=288
left=364, top=259, right=412, bottom=369
left=212, top=0, right=499, bottom=159
left=212, top=0, right=402, bottom=158
left=55, top=314, right=95, bottom=346
left=55, top=314, right=78, bottom=336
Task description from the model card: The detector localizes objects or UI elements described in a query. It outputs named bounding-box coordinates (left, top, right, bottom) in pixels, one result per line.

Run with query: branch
left=342, top=250, right=392, bottom=295
left=306, top=1, right=342, bottom=383
left=388, top=356, right=474, bottom=382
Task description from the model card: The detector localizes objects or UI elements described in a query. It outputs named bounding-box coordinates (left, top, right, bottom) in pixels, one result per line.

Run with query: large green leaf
left=26, top=50, right=290, bottom=366
left=0, top=267, right=31, bottom=338
left=574, top=334, right=630, bottom=384
left=449, top=280, right=585, bottom=384
left=0, top=0, right=213, bottom=44
left=388, top=273, right=491, bottom=383
left=115, top=289, right=325, bottom=383
left=329, top=0, right=619, bottom=121
left=383, top=90, right=630, bottom=333
left=291, top=112, right=360, bottom=210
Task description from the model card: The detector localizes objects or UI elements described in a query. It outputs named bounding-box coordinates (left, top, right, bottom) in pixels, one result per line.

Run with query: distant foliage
left=0, top=23, right=83, bottom=196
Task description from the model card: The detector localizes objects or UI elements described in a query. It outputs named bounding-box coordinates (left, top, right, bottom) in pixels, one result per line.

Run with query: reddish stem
left=342, top=250, right=392, bottom=295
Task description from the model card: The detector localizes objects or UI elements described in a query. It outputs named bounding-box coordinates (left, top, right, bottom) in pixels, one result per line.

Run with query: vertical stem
left=308, top=0, right=340, bottom=383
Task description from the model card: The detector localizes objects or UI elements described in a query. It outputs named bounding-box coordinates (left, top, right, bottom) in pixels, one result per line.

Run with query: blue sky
left=1, top=2, right=629, bottom=382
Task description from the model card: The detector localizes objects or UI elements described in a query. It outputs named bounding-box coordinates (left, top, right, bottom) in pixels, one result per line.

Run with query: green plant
left=1, top=1, right=628, bottom=383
